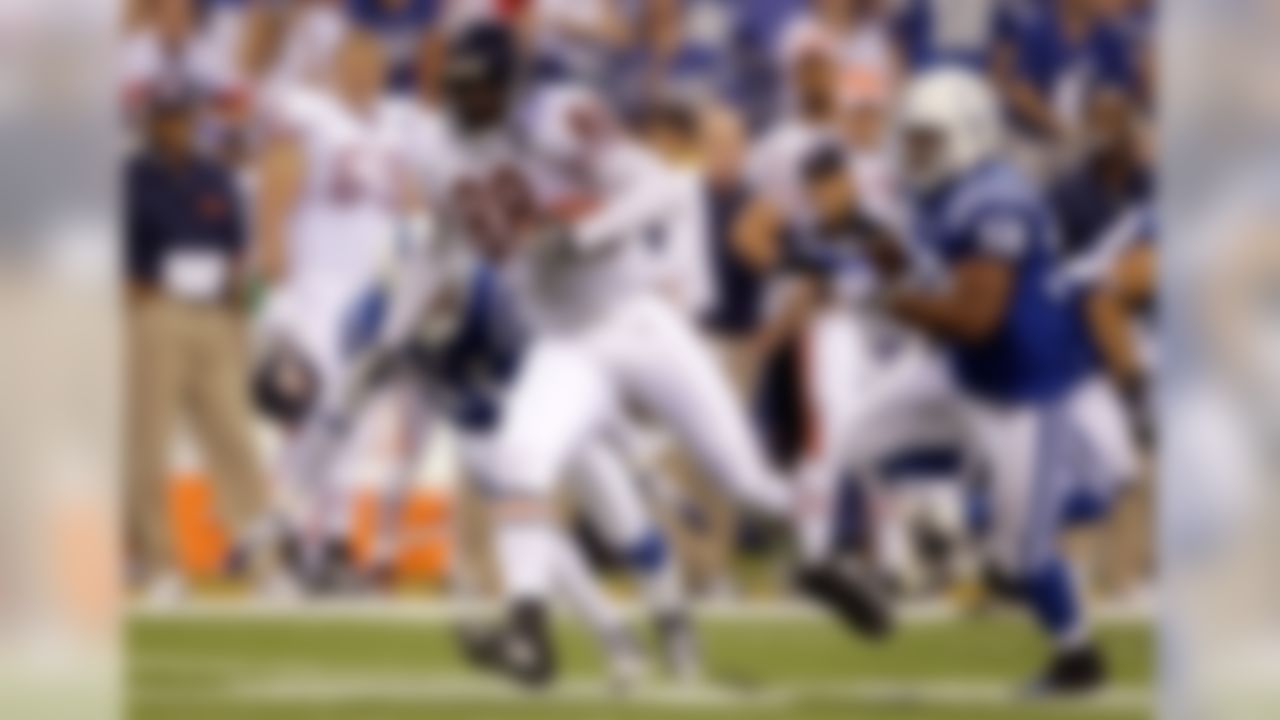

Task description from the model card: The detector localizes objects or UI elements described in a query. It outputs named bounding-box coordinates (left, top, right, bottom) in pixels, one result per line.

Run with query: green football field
left=129, top=607, right=1152, bottom=720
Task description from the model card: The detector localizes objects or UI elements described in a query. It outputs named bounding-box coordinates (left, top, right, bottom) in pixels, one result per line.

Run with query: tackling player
left=376, top=242, right=700, bottom=686
left=404, top=21, right=891, bottom=687
left=833, top=68, right=1131, bottom=694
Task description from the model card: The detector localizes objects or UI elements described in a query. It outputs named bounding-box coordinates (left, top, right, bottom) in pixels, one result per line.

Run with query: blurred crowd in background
left=120, top=0, right=1155, bottom=603
left=120, top=0, right=1153, bottom=178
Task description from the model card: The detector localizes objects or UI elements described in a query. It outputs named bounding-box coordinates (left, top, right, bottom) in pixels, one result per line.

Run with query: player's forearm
left=254, top=141, right=303, bottom=283
left=1008, top=83, right=1059, bottom=139
left=885, top=257, right=1011, bottom=344
left=254, top=212, right=289, bottom=283
left=883, top=287, right=997, bottom=345
left=254, top=203, right=292, bottom=283
left=754, top=276, right=821, bottom=355
left=732, top=198, right=784, bottom=272
left=991, top=45, right=1059, bottom=139
left=1112, top=245, right=1155, bottom=308
left=1085, top=287, right=1145, bottom=385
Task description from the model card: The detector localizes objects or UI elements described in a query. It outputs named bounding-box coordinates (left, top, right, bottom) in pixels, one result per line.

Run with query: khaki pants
left=125, top=296, right=266, bottom=581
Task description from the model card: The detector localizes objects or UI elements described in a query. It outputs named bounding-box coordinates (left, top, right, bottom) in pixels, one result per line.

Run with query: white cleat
left=608, top=648, right=653, bottom=697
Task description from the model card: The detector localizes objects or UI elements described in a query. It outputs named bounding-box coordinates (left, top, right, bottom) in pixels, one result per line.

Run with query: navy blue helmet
left=443, top=21, right=520, bottom=131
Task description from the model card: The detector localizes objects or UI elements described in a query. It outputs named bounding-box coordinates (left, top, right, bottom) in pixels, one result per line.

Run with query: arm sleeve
left=656, top=169, right=715, bottom=316
left=951, top=206, right=1033, bottom=261
left=1057, top=203, right=1149, bottom=290
left=569, top=145, right=695, bottom=252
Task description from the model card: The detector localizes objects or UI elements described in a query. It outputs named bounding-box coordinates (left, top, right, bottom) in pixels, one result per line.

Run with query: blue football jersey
left=914, top=160, right=1095, bottom=402
left=409, top=264, right=526, bottom=432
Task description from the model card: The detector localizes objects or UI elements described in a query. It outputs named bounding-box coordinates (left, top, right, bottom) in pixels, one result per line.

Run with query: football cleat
left=796, top=561, right=895, bottom=640
left=1025, top=644, right=1108, bottom=697
left=456, top=601, right=557, bottom=689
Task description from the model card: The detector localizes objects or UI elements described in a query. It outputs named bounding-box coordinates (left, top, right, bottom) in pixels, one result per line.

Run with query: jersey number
left=451, top=166, right=538, bottom=257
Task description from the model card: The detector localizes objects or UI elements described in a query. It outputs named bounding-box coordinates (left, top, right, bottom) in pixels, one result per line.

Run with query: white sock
left=494, top=516, right=557, bottom=601
left=874, top=493, right=915, bottom=584
left=374, top=391, right=436, bottom=565
left=279, top=411, right=351, bottom=559
left=640, top=558, right=684, bottom=616
left=549, top=531, right=631, bottom=653
left=794, top=461, right=839, bottom=567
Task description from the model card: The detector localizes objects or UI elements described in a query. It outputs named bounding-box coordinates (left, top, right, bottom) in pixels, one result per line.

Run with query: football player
left=251, top=27, right=413, bottom=589
left=348, top=225, right=700, bottom=686
left=790, top=143, right=969, bottom=592
left=735, top=28, right=957, bottom=599
left=840, top=69, right=1133, bottom=694
left=402, top=21, right=890, bottom=686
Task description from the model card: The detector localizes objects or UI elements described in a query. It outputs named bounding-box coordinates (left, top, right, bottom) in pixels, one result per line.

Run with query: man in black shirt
left=124, top=93, right=271, bottom=602
left=1051, top=83, right=1152, bottom=259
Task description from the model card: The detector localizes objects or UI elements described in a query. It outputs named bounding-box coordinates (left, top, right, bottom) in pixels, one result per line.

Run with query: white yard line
left=129, top=597, right=1153, bottom=625
left=131, top=669, right=1152, bottom=714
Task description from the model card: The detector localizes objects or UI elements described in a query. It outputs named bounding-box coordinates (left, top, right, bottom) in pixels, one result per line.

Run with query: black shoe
left=507, top=601, right=557, bottom=687
left=796, top=562, right=894, bottom=640
left=457, top=601, right=557, bottom=688
left=1026, top=645, right=1107, bottom=696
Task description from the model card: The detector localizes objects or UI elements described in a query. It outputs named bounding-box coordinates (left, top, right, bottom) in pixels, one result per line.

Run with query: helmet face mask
left=442, top=23, right=518, bottom=133
left=444, top=70, right=510, bottom=131
left=901, top=123, right=952, bottom=194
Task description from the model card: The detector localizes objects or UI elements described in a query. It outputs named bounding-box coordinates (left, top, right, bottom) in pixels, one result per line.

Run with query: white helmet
left=897, top=68, right=1003, bottom=191
left=526, top=85, right=615, bottom=170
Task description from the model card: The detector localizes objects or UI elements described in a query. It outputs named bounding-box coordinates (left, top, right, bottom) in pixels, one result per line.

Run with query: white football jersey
left=399, top=104, right=526, bottom=258
left=524, top=85, right=717, bottom=328
left=404, top=85, right=683, bottom=333
left=268, top=86, right=407, bottom=296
